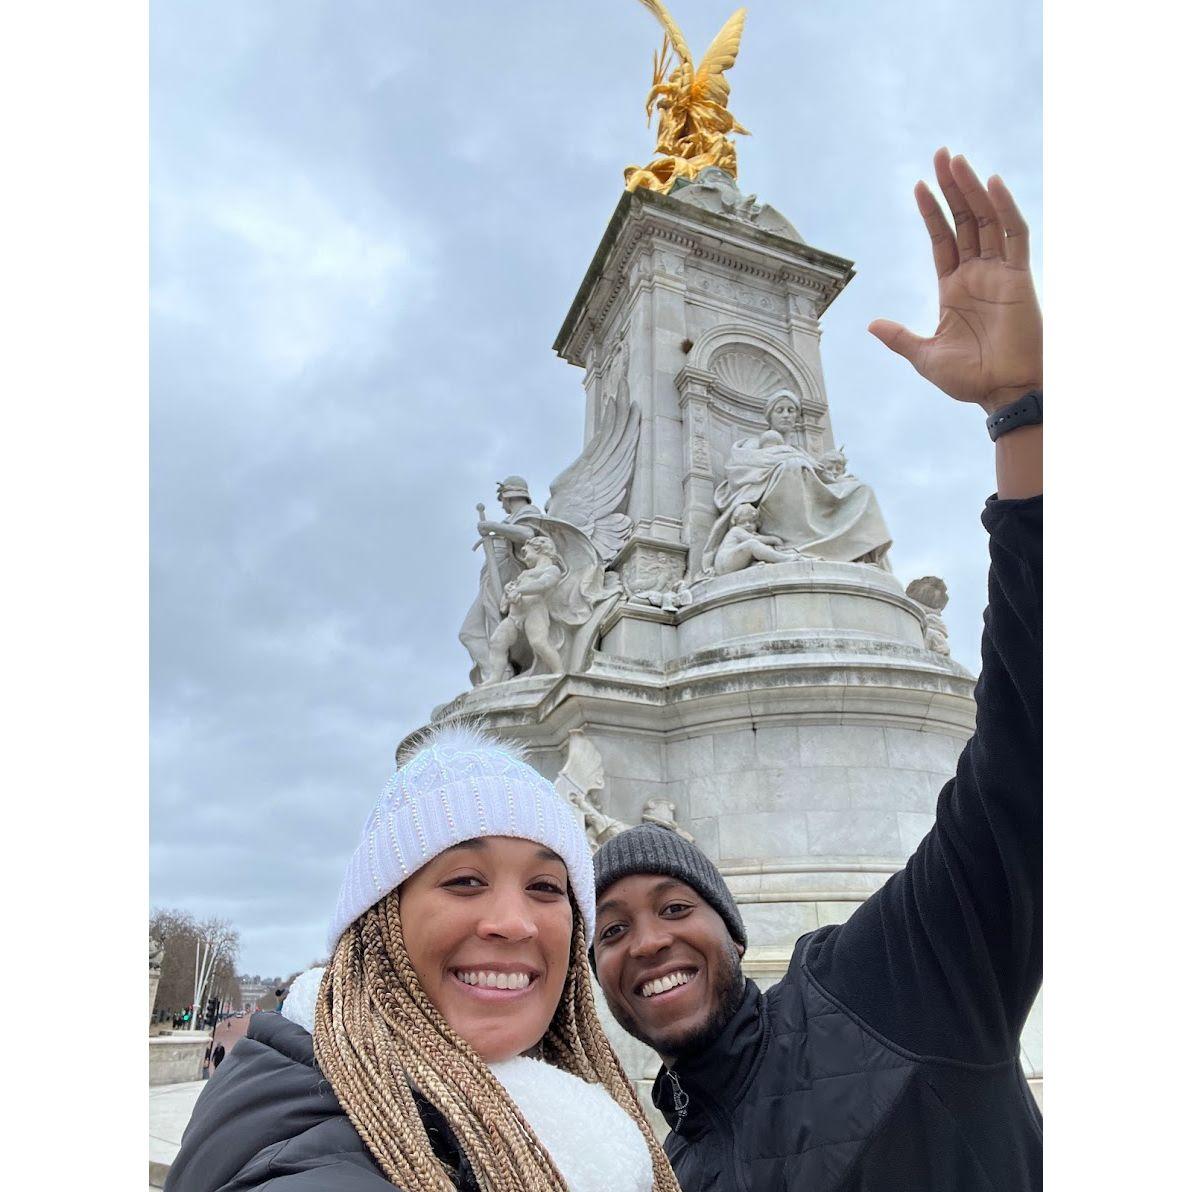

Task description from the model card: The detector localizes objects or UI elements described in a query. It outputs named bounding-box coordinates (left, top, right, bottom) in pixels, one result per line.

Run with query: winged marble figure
left=544, top=376, right=641, bottom=563
left=462, top=380, right=641, bottom=687
left=624, top=1, right=750, bottom=194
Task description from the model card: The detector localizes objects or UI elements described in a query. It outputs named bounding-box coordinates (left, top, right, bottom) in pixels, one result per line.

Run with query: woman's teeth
left=640, top=970, right=695, bottom=998
left=456, top=970, right=532, bottom=990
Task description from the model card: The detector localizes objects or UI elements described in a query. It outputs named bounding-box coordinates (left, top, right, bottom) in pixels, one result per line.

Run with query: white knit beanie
left=329, top=725, right=594, bottom=951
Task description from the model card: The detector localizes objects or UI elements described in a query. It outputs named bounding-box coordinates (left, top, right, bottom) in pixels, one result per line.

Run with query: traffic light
left=205, top=997, right=219, bottom=1028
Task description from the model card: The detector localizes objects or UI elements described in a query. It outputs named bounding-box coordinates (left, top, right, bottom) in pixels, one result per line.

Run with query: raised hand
left=869, top=148, right=1042, bottom=414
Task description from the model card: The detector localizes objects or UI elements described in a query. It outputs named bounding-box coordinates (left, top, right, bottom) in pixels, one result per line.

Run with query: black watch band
left=986, top=390, right=1042, bottom=441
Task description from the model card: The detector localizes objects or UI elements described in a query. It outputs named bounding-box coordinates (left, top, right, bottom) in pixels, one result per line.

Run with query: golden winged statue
left=624, top=1, right=749, bottom=194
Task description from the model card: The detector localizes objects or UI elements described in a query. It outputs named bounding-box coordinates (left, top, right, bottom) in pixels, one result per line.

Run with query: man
left=592, top=148, right=1043, bottom=1191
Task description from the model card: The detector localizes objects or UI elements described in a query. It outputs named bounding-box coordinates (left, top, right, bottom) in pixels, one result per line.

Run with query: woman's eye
left=529, top=880, right=565, bottom=895
left=442, top=875, right=485, bottom=889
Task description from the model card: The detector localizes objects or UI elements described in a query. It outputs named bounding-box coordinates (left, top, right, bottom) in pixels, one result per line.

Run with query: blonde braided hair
left=313, top=886, right=680, bottom=1192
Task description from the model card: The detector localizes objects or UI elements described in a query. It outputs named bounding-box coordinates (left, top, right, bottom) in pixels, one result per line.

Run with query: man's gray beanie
left=593, top=824, right=747, bottom=948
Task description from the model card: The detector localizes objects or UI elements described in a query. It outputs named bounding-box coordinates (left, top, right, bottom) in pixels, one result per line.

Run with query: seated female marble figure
left=701, top=393, right=893, bottom=573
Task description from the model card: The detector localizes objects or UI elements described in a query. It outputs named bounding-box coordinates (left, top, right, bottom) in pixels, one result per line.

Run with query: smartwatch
left=986, top=390, right=1042, bottom=441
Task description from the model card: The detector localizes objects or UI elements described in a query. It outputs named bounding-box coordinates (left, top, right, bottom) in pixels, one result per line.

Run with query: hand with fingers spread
left=869, top=148, right=1042, bottom=414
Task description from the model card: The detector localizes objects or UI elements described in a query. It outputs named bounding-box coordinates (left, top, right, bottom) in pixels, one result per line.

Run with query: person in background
left=591, top=147, right=1043, bottom=1191
left=166, top=725, right=679, bottom=1192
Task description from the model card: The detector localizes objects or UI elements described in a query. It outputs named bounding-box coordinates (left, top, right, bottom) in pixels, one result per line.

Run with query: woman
left=166, top=726, right=679, bottom=1192
left=700, top=392, right=892, bottom=572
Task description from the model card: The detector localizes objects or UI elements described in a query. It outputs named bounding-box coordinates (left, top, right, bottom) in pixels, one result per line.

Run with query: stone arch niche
left=676, top=325, right=836, bottom=568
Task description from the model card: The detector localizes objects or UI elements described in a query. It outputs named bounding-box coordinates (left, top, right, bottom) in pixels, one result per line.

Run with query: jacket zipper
left=668, top=1070, right=690, bottom=1133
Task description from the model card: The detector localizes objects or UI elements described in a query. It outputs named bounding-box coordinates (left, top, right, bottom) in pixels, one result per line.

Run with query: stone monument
left=149, top=934, right=164, bottom=1024
left=407, top=2, right=1041, bottom=1110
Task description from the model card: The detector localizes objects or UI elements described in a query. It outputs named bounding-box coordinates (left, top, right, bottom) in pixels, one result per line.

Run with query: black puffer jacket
left=164, top=1011, right=480, bottom=1191
left=655, top=496, right=1043, bottom=1191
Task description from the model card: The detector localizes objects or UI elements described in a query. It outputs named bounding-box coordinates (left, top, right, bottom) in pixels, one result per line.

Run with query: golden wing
left=692, top=7, right=747, bottom=109
left=635, top=0, right=692, bottom=64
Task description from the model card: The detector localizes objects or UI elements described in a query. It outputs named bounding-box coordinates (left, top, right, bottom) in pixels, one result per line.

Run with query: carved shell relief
left=710, top=344, right=792, bottom=401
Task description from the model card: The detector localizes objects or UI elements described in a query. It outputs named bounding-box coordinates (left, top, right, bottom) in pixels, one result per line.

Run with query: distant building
left=238, top=981, right=267, bottom=1011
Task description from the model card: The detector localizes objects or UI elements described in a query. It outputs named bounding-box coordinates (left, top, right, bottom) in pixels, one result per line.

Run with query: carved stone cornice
left=554, top=188, right=855, bottom=367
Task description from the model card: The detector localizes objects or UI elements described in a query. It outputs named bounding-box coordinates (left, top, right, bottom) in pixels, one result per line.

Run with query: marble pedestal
left=149, top=1031, right=209, bottom=1087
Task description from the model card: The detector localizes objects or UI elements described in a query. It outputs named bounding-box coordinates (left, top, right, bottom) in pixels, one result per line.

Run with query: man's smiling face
left=593, top=874, right=745, bottom=1064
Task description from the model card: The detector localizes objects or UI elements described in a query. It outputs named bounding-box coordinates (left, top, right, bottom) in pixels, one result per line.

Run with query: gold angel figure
left=624, top=2, right=750, bottom=194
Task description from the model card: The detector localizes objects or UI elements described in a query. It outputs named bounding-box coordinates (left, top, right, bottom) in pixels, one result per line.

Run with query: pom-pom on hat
left=329, top=724, right=595, bottom=951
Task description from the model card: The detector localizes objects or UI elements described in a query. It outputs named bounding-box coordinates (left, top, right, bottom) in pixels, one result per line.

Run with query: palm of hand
left=870, top=154, right=1042, bottom=414
left=921, top=260, right=1042, bottom=411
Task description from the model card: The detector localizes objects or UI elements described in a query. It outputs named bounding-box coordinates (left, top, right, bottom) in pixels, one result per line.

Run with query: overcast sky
left=149, top=0, right=1041, bottom=978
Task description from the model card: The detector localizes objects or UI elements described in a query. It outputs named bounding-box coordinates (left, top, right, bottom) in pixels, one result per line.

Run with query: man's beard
left=609, top=938, right=746, bottom=1061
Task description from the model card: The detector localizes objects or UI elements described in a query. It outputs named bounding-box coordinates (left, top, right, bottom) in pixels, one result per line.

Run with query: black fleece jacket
left=655, top=495, right=1043, bottom=1191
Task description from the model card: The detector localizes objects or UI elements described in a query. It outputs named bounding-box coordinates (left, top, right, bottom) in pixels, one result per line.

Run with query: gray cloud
left=151, top=0, right=1041, bottom=975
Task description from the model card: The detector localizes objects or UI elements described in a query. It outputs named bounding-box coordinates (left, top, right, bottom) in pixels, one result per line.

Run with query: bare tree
left=150, top=908, right=241, bottom=1020
left=191, top=915, right=240, bottom=1017
left=150, top=908, right=199, bottom=1016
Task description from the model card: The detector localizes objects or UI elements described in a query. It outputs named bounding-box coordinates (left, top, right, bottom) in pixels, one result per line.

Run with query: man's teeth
left=456, top=971, right=532, bottom=990
left=640, top=970, right=695, bottom=998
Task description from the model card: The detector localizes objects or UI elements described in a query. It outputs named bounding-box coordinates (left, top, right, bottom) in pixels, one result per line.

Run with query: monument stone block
left=739, top=901, right=820, bottom=947
left=719, top=809, right=810, bottom=860
left=898, top=812, right=938, bottom=856
left=759, top=766, right=852, bottom=813
left=847, top=766, right=940, bottom=813
left=807, top=810, right=903, bottom=858
left=799, top=724, right=890, bottom=768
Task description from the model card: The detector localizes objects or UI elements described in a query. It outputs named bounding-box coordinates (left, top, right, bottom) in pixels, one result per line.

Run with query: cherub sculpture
left=906, top=576, right=952, bottom=657
left=815, top=447, right=852, bottom=483
left=624, top=2, right=750, bottom=194
left=641, top=796, right=696, bottom=842
left=481, top=536, right=566, bottom=685
left=713, top=503, right=804, bottom=575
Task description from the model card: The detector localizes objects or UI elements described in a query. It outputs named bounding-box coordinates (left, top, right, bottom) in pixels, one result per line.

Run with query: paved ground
left=210, top=1011, right=252, bottom=1058
left=149, top=1080, right=204, bottom=1186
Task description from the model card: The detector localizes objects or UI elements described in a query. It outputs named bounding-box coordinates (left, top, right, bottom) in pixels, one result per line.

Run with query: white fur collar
left=488, top=1055, right=653, bottom=1192
left=282, top=969, right=652, bottom=1191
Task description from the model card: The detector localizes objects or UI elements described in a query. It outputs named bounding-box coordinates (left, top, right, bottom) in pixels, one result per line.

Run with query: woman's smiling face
left=398, top=836, right=573, bottom=1062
